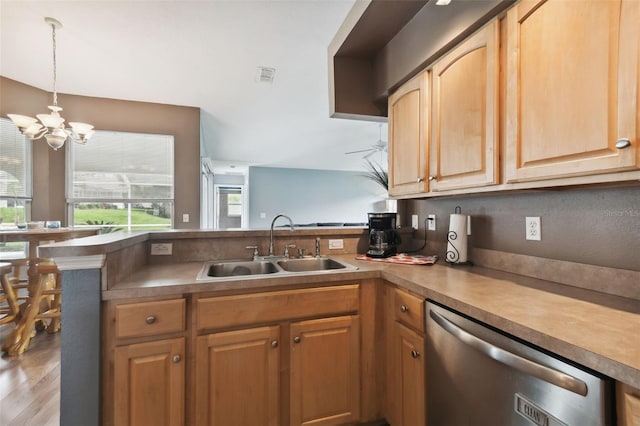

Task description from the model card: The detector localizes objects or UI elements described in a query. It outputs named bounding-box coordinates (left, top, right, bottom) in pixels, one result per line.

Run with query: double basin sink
left=197, top=257, right=358, bottom=280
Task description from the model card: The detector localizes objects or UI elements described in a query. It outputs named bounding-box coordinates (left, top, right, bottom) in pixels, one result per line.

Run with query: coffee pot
left=366, top=213, right=401, bottom=258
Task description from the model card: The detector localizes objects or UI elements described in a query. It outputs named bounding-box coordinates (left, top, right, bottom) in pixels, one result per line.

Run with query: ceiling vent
left=256, top=66, right=276, bottom=84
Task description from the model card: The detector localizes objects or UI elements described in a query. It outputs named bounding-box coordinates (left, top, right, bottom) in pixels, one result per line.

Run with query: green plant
left=361, top=159, right=388, bottom=190
left=85, top=220, right=123, bottom=234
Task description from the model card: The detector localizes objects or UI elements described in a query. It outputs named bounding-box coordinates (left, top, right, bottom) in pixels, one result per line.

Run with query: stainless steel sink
left=202, top=260, right=280, bottom=278
left=196, top=257, right=357, bottom=281
left=277, top=257, right=354, bottom=272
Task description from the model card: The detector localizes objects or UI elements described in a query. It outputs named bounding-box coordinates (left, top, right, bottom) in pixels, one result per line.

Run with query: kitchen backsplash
left=403, top=186, right=639, bottom=272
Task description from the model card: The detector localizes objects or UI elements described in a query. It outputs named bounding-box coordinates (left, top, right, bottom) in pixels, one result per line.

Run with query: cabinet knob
left=616, top=138, right=631, bottom=149
left=172, top=354, right=181, bottom=363
left=293, top=336, right=301, bottom=344
left=145, top=316, right=156, bottom=324
left=271, top=340, right=278, bottom=348
left=416, top=177, right=424, bottom=183
left=400, top=305, right=409, bottom=313
left=411, top=350, right=420, bottom=359
left=428, top=175, right=437, bottom=181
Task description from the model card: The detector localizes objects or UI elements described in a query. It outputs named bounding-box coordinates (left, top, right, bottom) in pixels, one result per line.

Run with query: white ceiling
left=0, top=0, right=388, bottom=173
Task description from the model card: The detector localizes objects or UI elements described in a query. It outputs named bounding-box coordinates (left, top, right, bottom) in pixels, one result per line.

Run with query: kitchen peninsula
left=39, top=228, right=640, bottom=425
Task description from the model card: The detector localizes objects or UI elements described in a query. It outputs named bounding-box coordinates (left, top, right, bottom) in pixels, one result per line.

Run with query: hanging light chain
left=51, top=21, right=58, bottom=107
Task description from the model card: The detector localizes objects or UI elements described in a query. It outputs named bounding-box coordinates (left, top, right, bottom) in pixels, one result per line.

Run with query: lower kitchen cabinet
left=193, top=284, right=362, bottom=426
left=618, top=382, right=640, bottom=426
left=390, top=323, right=425, bottom=426
left=385, top=286, right=426, bottom=426
left=105, top=296, right=188, bottom=425
left=290, top=315, right=361, bottom=426
left=113, top=337, right=185, bottom=426
left=195, top=325, right=281, bottom=426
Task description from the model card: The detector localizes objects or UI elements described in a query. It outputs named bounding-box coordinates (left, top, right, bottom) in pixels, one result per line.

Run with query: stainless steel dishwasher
left=425, top=301, right=615, bottom=426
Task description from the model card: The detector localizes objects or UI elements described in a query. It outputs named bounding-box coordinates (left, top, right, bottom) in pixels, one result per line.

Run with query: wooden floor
left=0, top=324, right=60, bottom=426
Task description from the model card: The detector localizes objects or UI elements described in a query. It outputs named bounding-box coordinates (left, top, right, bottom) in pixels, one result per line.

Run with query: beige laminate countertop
left=106, top=253, right=640, bottom=389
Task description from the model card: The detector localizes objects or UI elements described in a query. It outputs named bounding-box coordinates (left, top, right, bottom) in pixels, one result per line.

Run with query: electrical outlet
left=182, top=213, right=189, bottom=223
left=411, top=215, right=419, bottom=230
left=525, top=217, right=541, bottom=241
left=328, top=239, right=343, bottom=249
left=151, top=243, right=173, bottom=255
left=427, top=214, right=436, bottom=231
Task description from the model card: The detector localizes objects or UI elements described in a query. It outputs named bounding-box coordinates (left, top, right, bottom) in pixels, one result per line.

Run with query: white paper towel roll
left=446, top=213, right=468, bottom=263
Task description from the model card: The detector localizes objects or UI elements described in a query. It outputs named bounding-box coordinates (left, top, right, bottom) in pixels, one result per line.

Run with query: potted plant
left=361, top=159, right=388, bottom=191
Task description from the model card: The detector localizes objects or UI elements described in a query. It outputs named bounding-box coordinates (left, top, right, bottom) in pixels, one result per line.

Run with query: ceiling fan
left=345, top=123, right=388, bottom=159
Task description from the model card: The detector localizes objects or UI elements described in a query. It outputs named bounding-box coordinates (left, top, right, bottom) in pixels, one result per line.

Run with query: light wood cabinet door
left=430, top=20, right=499, bottom=191
left=389, top=322, right=425, bottom=426
left=505, top=0, right=640, bottom=182
left=617, top=382, right=640, bottom=426
left=290, top=315, right=360, bottom=426
left=114, top=337, right=185, bottom=426
left=388, top=72, right=429, bottom=196
left=195, top=326, right=280, bottom=426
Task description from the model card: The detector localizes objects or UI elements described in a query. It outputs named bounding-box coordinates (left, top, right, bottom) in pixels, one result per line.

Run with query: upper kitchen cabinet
left=505, top=0, right=640, bottom=182
left=388, top=72, right=429, bottom=197
left=429, top=20, right=500, bottom=191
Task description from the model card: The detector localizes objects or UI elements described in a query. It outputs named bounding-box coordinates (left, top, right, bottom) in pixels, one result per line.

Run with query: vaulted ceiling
left=0, top=0, right=390, bottom=172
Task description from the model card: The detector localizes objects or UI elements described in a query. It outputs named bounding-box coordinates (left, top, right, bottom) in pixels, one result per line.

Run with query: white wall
left=248, top=166, right=388, bottom=228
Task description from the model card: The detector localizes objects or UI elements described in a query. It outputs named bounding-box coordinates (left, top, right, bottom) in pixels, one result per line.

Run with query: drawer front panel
left=197, top=284, right=359, bottom=331
left=393, top=288, right=424, bottom=333
left=115, top=299, right=186, bottom=339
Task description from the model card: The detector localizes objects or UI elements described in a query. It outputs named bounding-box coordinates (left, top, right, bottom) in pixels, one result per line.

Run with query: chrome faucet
left=269, top=214, right=295, bottom=257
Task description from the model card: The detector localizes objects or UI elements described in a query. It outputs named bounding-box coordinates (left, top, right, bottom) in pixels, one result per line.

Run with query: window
left=214, top=185, right=245, bottom=229
left=0, top=118, right=32, bottom=257
left=67, top=130, right=174, bottom=231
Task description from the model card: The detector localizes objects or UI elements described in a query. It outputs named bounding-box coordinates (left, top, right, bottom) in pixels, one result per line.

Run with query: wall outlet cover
left=151, top=243, right=173, bottom=255
left=411, top=215, right=419, bottom=230
left=328, top=239, right=344, bottom=250
left=182, top=213, right=189, bottom=223
left=526, top=216, right=541, bottom=241
left=428, top=214, right=436, bottom=231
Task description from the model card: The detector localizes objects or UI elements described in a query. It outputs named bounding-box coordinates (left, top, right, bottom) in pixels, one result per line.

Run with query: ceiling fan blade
left=345, top=148, right=374, bottom=154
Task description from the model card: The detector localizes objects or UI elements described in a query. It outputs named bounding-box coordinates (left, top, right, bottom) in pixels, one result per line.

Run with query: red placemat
left=355, top=253, right=438, bottom=265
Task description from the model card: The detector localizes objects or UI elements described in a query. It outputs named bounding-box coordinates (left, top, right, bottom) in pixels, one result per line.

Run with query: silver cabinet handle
left=429, top=309, right=588, bottom=396
left=616, top=138, right=631, bottom=149
left=271, top=340, right=278, bottom=348
left=411, top=350, right=420, bottom=359
left=145, top=316, right=156, bottom=324
left=400, top=305, right=409, bottom=313
left=428, top=175, right=437, bottom=181
left=172, top=355, right=181, bottom=363
left=293, top=336, right=301, bottom=344
left=416, top=177, right=424, bottom=183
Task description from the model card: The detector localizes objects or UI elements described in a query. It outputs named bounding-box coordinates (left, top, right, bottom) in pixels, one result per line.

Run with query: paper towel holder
left=445, top=206, right=473, bottom=266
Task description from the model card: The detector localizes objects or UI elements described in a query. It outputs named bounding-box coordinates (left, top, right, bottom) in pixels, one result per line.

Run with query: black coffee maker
left=366, top=213, right=401, bottom=258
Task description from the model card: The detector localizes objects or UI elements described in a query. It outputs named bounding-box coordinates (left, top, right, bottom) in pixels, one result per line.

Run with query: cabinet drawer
left=393, top=288, right=424, bottom=333
left=115, top=299, right=186, bottom=339
left=197, top=284, right=359, bottom=331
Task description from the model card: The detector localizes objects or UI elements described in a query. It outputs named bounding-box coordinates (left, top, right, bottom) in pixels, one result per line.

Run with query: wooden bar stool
left=0, top=262, right=20, bottom=325
left=6, top=258, right=29, bottom=306
left=1, top=260, right=62, bottom=355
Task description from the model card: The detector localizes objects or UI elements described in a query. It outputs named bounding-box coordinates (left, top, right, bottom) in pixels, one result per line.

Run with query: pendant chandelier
left=7, top=17, right=94, bottom=150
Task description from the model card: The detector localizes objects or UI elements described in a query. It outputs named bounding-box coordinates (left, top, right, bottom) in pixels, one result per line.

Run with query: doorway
left=214, top=185, right=245, bottom=229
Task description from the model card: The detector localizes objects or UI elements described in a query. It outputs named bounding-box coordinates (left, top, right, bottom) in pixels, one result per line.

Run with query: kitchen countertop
left=103, top=253, right=640, bottom=389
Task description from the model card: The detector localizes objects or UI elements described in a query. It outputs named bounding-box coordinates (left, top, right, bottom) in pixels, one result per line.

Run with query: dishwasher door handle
left=429, top=309, right=588, bottom=396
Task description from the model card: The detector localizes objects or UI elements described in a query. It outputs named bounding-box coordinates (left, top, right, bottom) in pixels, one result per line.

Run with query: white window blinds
left=68, top=130, right=174, bottom=201
left=0, top=118, right=32, bottom=198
